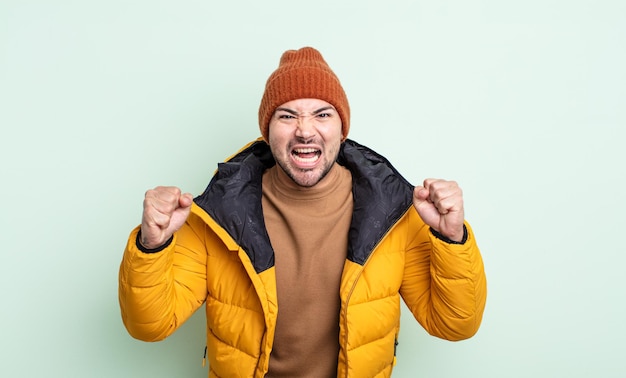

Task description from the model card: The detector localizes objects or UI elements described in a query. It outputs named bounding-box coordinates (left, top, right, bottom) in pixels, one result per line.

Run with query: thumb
left=179, top=193, right=194, bottom=209
left=412, top=185, right=440, bottom=228
left=413, top=185, right=429, bottom=205
left=166, top=193, right=193, bottom=236
left=174, top=193, right=193, bottom=223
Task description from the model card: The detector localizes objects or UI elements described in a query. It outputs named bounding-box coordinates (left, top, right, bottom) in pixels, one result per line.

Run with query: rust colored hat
left=258, top=47, right=350, bottom=142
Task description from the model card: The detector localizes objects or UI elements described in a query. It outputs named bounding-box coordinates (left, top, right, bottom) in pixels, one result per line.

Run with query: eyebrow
left=275, top=106, right=336, bottom=115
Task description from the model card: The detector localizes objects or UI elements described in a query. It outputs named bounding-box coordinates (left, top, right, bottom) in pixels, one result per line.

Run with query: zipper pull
left=393, top=338, right=398, bottom=366
left=202, top=346, right=207, bottom=367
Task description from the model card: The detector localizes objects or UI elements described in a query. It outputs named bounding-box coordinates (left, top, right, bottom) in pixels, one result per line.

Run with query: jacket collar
left=194, top=139, right=414, bottom=273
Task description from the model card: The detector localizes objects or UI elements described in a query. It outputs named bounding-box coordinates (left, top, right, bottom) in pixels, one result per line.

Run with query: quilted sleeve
left=118, top=211, right=208, bottom=342
left=399, top=208, right=487, bottom=341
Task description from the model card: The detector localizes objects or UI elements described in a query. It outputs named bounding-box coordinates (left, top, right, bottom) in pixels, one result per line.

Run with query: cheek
left=268, top=122, right=293, bottom=143
left=268, top=137, right=281, bottom=157
left=321, top=122, right=344, bottom=142
left=267, top=125, right=281, bottom=148
left=268, top=130, right=290, bottom=158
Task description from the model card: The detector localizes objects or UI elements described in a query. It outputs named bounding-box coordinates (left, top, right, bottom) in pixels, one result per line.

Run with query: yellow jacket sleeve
left=118, top=211, right=208, bottom=342
left=400, top=208, right=487, bottom=341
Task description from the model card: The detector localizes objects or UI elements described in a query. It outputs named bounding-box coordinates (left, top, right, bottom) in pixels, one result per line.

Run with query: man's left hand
left=413, top=179, right=465, bottom=242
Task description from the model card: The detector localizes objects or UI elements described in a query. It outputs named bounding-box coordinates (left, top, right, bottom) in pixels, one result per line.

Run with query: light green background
left=1, top=0, right=624, bottom=377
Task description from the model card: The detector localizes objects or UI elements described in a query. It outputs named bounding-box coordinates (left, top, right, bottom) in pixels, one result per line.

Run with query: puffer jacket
left=119, top=138, right=487, bottom=378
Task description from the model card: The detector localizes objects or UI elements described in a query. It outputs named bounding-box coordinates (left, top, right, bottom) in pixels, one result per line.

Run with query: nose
left=295, top=115, right=316, bottom=139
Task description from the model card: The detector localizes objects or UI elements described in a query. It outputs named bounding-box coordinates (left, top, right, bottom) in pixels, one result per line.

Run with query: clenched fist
left=413, top=179, right=465, bottom=243
left=140, top=186, right=193, bottom=249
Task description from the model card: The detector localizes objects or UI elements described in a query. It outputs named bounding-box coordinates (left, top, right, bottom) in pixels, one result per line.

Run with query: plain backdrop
left=1, top=0, right=625, bottom=377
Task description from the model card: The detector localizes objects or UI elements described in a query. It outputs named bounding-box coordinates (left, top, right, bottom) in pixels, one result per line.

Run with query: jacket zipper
left=341, top=208, right=410, bottom=377
left=340, top=246, right=381, bottom=377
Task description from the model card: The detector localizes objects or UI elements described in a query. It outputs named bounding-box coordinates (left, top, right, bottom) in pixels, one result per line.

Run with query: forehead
left=276, top=98, right=335, bottom=112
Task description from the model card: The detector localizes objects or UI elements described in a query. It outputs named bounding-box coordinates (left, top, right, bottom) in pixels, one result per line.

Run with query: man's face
left=268, top=98, right=343, bottom=187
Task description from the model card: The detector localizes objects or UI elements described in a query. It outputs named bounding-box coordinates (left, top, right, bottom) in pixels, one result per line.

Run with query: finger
left=146, top=187, right=184, bottom=214
left=179, top=193, right=194, bottom=208
left=144, top=197, right=177, bottom=221
left=424, top=179, right=459, bottom=191
left=144, top=207, right=171, bottom=229
left=142, top=193, right=176, bottom=232
left=433, top=189, right=464, bottom=213
left=432, top=196, right=459, bottom=215
left=422, top=179, right=443, bottom=202
left=422, top=178, right=442, bottom=191
left=413, top=186, right=430, bottom=202
left=427, top=181, right=461, bottom=203
left=152, top=186, right=183, bottom=205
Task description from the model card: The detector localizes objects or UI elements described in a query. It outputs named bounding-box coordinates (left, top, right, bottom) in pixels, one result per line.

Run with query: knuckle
left=171, top=187, right=182, bottom=196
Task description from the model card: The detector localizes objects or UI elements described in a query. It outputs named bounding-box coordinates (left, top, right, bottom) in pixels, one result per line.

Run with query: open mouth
left=292, top=147, right=321, bottom=164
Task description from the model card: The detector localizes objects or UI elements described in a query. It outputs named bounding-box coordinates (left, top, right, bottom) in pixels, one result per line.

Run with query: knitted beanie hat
left=258, top=47, right=350, bottom=142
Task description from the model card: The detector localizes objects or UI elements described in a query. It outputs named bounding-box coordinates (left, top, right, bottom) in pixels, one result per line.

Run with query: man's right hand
left=140, top=186, right=193, bottom=249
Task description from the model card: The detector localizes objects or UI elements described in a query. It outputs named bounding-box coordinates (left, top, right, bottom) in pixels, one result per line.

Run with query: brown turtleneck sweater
left=262, top=163, right=353, bottom=378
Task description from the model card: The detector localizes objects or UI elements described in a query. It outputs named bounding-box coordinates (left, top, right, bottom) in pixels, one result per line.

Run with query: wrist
left=136, top=230, right=173, bottom=253
left=430, top=225, right=467, bottom=245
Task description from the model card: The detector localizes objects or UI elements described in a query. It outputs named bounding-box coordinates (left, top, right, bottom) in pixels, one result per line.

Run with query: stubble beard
left=277, top=158, right=335, bottom=188
left=278, top=142, right=340, bottom=188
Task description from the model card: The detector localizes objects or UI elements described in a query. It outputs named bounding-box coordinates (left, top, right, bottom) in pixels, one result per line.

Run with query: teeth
left=292, top=148, right=320, bottom=163
left=292, top=147, right=320, bottom=163
left=294, top=148, right=318, bottom=154
left=294, top=154, right=319, bottom=163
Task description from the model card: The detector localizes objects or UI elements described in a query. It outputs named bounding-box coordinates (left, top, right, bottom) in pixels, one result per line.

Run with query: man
left=118, top=47, right=487, bottom=377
